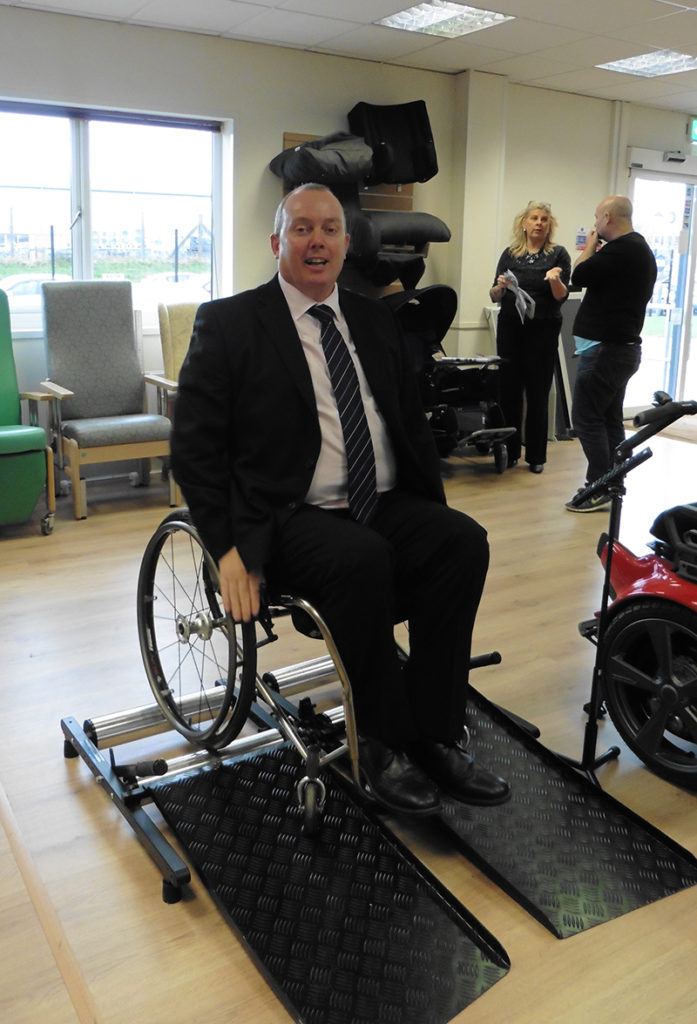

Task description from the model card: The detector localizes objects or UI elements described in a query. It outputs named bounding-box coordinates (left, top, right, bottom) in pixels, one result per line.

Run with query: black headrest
left=268, top=131, right=373, bottom=187
left=347, top=101, right=438, bottom=185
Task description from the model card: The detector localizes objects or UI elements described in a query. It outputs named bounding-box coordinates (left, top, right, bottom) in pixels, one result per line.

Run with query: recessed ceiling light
left=376, top=2, right=514, bottom=40
left=597, top=49, right=697, bottom=78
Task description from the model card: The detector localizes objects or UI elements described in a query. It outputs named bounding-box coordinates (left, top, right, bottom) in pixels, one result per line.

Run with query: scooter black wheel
left=600, top=599, right=697, bottom=789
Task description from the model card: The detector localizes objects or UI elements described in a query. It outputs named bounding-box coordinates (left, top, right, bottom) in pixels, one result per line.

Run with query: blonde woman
left=489, top=202, right=571, bottom=473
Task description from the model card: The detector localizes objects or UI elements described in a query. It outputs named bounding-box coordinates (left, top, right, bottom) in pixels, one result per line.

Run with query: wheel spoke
left=644, top=619, right=676, bottom=682
left=607, top=651, right=656, bottom=694
left=634, top=704, right=671, bottom=756
left=137, top=513, right=256, bottom=748
left=676, top=666, right=697, bottom=699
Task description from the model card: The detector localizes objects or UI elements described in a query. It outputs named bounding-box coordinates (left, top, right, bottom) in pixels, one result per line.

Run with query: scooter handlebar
left=633, top=399, right=697, bottom=427
left=569, top=447, right=653, bottom=506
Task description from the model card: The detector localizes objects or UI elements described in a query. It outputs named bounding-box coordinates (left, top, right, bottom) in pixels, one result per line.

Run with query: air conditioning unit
left=628, top=146, right=697, bottom=173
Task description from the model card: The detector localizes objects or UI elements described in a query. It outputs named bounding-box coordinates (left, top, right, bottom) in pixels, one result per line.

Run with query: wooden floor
left=2, top=434, right=697, bottom=1024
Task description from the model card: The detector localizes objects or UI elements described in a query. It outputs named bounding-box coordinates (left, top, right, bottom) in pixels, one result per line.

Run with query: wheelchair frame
left=134, top=508, right=365, bottom=831
left=61, top=507, right=368, bottom=900
left=61, top=574, right=364, bottom=902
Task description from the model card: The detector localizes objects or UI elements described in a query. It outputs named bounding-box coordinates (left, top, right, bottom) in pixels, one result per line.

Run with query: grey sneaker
left=565, top=489, right=611, bottom=513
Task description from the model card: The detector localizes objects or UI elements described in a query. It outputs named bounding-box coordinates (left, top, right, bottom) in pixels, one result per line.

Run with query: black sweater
left=493, top=244, right=571, bottom=322
left=571, top=231, right=657, bottom=345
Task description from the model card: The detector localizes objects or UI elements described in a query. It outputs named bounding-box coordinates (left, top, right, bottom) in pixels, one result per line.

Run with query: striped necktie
left=309, top=304, right=378, bottom=525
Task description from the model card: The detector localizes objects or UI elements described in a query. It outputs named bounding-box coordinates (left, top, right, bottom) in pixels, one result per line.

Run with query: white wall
left=2, top=6, right=695, bottom=372
left=448, top=73, right=697, bottom=354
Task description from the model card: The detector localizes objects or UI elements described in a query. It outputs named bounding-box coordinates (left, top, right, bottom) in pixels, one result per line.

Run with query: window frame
left=0, top=99, right=226, bottom=329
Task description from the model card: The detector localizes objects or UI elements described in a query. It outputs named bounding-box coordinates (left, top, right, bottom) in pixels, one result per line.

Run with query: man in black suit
left=171, top=183, right=509, bottom=815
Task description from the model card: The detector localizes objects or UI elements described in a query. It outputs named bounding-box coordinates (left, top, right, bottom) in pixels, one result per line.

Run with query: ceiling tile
left=318, top=24, right=445, bottom=62
left=485, top=0, right=679, bottom=32
left=475, top=53, right=583, bottom=80
left=471, top=15, right=589, bottom=54
left=12, top=0, right=143, bottom=16
left=227, top=9, right=360, bottom=46
left=584, top=78, right=696, bottom=101
left=278, top=0, right=405, bottom=18
left=540, top=35, right=657, bottom=67
left=393, top=35, right=517, bottom=74
left=529, top=67, right=668, bottom=93
left=609, top=8, right=697, bottom=50
left=131, top=0, right=269, bottom=34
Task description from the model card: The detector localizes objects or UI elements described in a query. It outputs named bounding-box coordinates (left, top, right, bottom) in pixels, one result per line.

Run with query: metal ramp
left=61, top=711, right=510, bottom=1023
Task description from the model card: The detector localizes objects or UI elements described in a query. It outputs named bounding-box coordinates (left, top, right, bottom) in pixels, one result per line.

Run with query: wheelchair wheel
left=494, top=441, right=508, bottom=474
left=600, top=599, right=697, bottom=789
left=137, top=510, right=257, bottom=749
left=301, top=780, right=323, bottom=836
left=297, top=749, right=325, bottom=836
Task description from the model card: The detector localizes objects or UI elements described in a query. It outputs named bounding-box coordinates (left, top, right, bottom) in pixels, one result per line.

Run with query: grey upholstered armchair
left=41, top=280, right=176, bottom=519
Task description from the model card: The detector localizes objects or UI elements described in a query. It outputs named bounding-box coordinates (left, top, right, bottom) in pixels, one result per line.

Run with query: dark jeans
left=266, top=488, right=489, bottom=747
left=496, top=315, right=560, bottom=465
left=571, top=343, right=641, bottom=485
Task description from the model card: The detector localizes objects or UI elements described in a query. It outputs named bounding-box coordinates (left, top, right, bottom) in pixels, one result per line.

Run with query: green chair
left=0, top=289, right=55, bottom=533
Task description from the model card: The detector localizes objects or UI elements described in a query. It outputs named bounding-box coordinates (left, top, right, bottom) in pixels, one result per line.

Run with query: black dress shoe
left=529, top=463, right=544, bottom=474
left=358, top=737, right=441, bottom=816
left=410, top=740, right=510, bottom=806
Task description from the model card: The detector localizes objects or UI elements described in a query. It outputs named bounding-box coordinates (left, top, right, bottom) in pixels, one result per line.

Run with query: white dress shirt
left=278, top=275, right=396, bottom=510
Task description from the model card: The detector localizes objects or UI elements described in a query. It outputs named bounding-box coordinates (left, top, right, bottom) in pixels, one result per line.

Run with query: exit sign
left=690, top=117, right=697, bottom=142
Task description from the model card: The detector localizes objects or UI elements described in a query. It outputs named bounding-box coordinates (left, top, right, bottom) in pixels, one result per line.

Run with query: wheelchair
left=137, top=507, right=504, bottom=834
left=137, top=507, right=363, bottom=834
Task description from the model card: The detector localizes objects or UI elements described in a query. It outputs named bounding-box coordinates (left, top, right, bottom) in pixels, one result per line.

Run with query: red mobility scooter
left=573, top=392, right=697, bottom=790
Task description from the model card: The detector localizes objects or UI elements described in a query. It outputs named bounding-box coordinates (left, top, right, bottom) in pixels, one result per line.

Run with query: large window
left=0, top=106, right=219, bottom=332
left=0, top=113, right=72, bottom=330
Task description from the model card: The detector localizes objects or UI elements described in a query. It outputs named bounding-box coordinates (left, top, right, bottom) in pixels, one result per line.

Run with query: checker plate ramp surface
left=147, top=746, right=510, bottom=1024
left=441, top=688, right=697, bottom=938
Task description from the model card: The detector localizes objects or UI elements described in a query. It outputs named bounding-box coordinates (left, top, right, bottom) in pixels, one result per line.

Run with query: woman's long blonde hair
left=509, top=201, right=557, bottom=258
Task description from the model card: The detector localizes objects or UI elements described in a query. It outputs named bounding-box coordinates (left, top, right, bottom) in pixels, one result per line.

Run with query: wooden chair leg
left=44, top=446, right=56, bottom=515
left=64, top=437, right=87, bottom=519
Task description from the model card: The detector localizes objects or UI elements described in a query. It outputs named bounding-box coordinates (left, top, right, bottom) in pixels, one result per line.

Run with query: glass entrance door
left=626, top=173, right=697, bottom=411
left=683, top=205, right=697, bottom=401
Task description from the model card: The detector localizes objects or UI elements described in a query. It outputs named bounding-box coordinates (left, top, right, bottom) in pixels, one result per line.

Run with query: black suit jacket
left=170, top=276, right=445, bottom=569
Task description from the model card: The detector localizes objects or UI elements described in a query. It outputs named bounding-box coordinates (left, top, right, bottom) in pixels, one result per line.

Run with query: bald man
left=566, top=195, right=657, bottom=512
